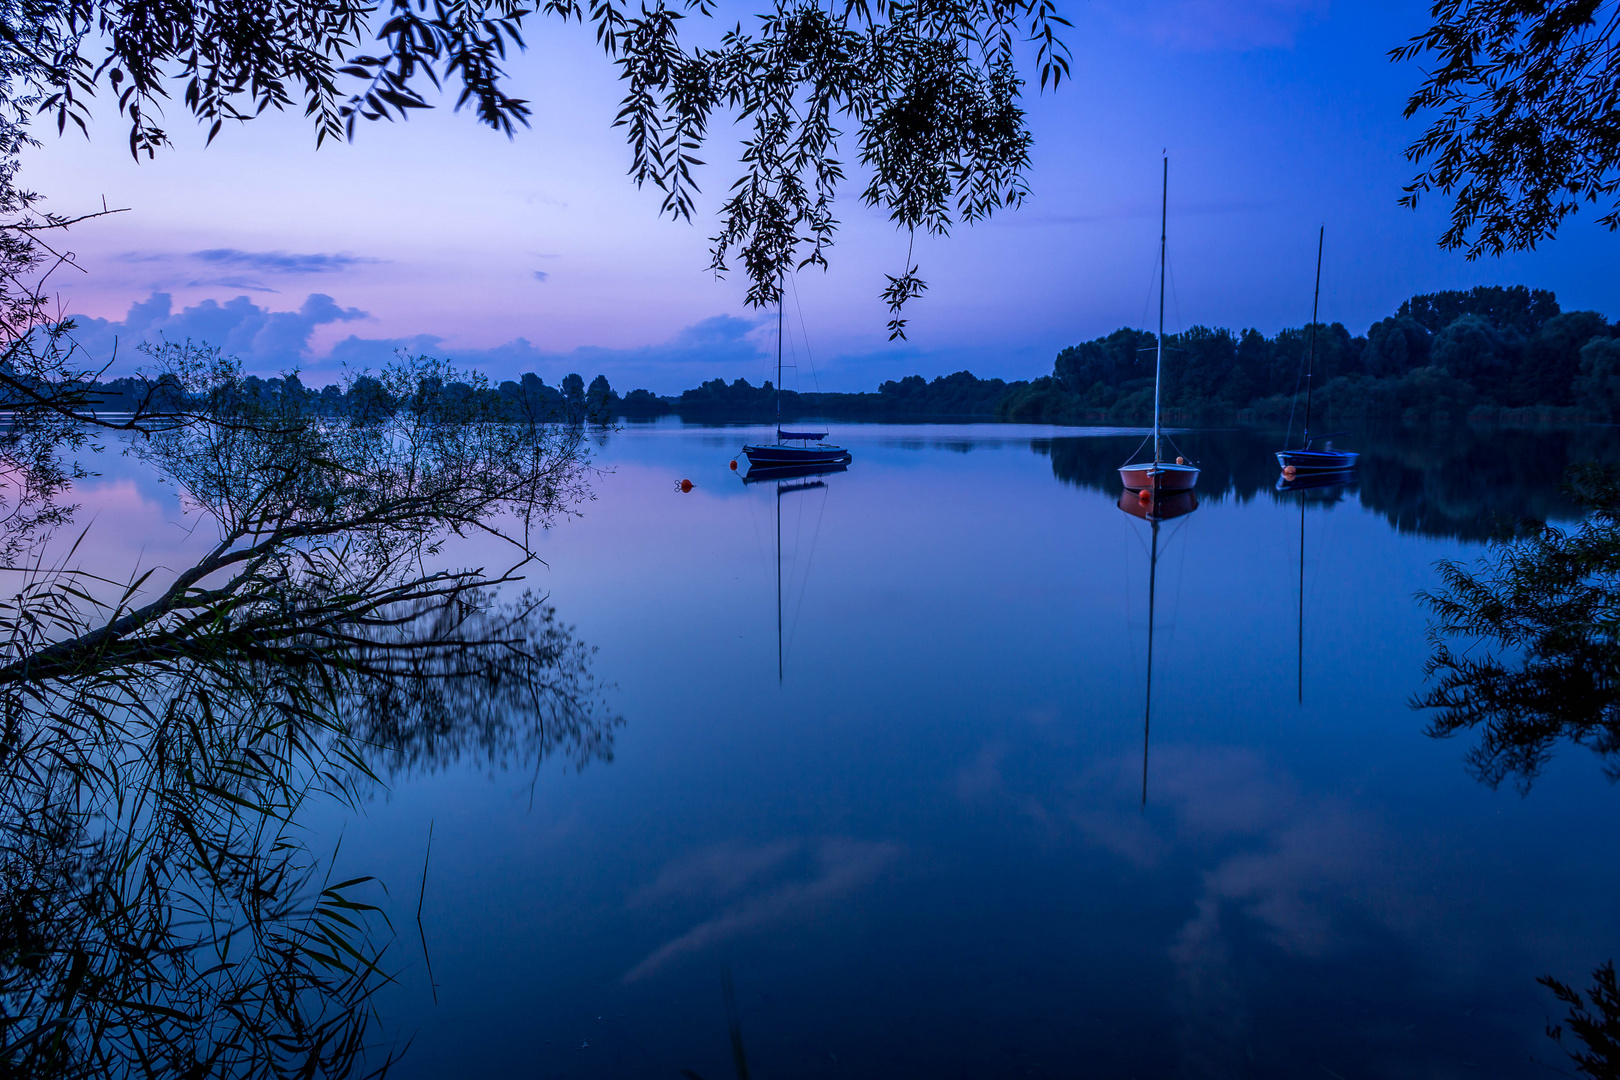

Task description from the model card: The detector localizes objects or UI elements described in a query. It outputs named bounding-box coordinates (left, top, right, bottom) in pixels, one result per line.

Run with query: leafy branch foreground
left=3, top=0, right=1070, bottom=334
left=0, top=343, right=620, bottom=1078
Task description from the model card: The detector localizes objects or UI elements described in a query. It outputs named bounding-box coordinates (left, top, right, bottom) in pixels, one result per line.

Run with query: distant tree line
left=88, top=367, right=629, bottom=425
left=1002, top=285, right=1620, bottom=424
left=83, top=363, right=1022, bottom=424
left=81, top=286, right=1618, bottom=426
left=664, top=370, right=1017, bottom=419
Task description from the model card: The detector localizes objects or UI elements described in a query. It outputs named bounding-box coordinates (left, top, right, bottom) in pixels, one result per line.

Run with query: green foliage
left=1017, top=285, right=1613, bottom=422
left=669, top=369, right=1015, bottom=419
left=1578, top=338, right=1620, bottom=419
left=1398, top=285, right=1560, bottom=334
left=1393, top=1, right=1620, bottom=257
left=5, top=0, right=1069, bottom=319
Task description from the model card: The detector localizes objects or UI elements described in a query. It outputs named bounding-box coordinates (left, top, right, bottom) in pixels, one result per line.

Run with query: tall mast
left=776, top=290, right=784, bottom=432
left=1154, top=156, right=1167, bottom=464
left=1302, top=226, right=1323, bottom=447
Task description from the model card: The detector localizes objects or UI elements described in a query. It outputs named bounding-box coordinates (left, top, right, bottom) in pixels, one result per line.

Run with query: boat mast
left=776, top=288, right=784, bottom=434
left=1154, top=156, right=1167, bottom=465
left=1302, top=226, right=1323, bottom=447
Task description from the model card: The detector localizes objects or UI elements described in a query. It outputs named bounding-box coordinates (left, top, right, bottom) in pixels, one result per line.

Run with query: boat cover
left=777, top=428, right=828, bottom=441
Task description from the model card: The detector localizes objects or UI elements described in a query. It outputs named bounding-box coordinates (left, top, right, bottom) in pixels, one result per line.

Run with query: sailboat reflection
left=742, top=461, right=846, bottom=681
left=1117, top=488, right=1197, bottom=806
left=1275, top=469, right=1354, bottom=703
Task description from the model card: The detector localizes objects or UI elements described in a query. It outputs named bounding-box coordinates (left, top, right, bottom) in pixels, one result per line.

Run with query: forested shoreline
left=81, top=286, right=1619, bottom=426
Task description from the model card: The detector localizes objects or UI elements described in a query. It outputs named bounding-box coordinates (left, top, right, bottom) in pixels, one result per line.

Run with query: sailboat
left=1276, top=228, right=1358, bottom=475
left=742, top=288, right=852, bottom=469
left=1117, top=482, right=1197, bottom=807
left=1120, top=156, right=1200, bottom=496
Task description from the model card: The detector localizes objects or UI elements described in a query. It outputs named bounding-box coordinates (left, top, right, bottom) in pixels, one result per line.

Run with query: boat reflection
left=741, top=461, right=849, bottom=485
left=1276, top=468, right=1356, bottom=497
left=1276, top=471, right=1353, bottom=702
left=1116, top=487, right=1198, bottom=522
left=742, top=460, right=845, bottom=681
left=1117, top=488, right=1197, bottom=806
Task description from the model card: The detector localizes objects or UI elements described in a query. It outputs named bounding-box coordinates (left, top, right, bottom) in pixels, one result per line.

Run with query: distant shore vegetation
left=1005, top=285, right=1620, bottom=426
left=88, top=286, right=1619, bottom=426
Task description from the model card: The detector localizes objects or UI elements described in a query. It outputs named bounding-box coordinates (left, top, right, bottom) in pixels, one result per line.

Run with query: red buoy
left=1139, top=488, right=1152, bottom=502
left=1282, top=465, right=1297, bottom=479
left=679, top=478, right=694, bottom=493
left=729, top=460, right=738, bottom=471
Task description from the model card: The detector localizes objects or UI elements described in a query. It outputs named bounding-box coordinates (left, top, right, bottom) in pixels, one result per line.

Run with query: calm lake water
left=91, top=421, right=1620, bottom=1077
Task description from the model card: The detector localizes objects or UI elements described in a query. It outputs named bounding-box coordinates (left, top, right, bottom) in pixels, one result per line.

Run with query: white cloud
left=66, top=292, right=369, bottom=374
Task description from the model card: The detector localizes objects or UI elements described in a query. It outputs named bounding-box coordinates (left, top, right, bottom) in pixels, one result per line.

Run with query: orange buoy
left=1139, top=488, right=1153, bottom=502
left=729, top=459, right=738, bottom=470
left=679, top=478, right=693, bottom=493
left=1282, top=465, right=1297, bottom=479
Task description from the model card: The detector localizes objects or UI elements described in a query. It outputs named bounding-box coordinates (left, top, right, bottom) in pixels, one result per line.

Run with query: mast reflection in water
left=1276, top=468, right=1356, bottom=704
left=742, top=461, right=848, bottom=682
left=1116, top=487, right=1197, bottom=806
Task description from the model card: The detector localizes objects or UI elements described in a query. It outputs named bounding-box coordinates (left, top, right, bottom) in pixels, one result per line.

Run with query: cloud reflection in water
left=623, top=838, right=901, bottom=983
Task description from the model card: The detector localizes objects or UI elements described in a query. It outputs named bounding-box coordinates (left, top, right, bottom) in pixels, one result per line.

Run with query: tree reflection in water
left=0, top=345, right=617, bottom=1078
left=1541, top=962, right=1620, bottom=1080
left=1413, top=462, right=1620, bottom=791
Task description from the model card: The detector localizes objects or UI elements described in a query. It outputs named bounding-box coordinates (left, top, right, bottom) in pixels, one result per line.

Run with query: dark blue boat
left=1278, top=228, right=1357, bottom=475
left=1276, top=440, right=1359, bottom=474
left=741, top=292, right=852, bottom=470
left=743, top=430, right=852, bottom=467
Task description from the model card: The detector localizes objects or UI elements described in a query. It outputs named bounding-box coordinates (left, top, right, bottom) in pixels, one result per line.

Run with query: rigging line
left=1123, top=431, right=1153, bottom=469
left=788, top=274, right=823, bottom=396
left=1138, top=231, right=1160, bottom=345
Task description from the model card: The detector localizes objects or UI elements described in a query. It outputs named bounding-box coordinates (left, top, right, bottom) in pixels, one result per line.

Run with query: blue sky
left=22, top=0, right=1620, bottom=392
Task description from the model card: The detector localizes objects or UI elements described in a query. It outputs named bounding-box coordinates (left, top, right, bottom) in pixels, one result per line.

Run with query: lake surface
left=91, top=421, right=1620, bottom=1077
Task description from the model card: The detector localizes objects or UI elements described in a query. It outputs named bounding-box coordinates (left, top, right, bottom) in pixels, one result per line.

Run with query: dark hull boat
left=1277, top=227, right=1355, bottom=478
left=743, top=430, right=852, bottom=468
left=1275, top=447, right=1359, bottom=474
left=1119, top=157, right=1199, bottom=496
